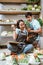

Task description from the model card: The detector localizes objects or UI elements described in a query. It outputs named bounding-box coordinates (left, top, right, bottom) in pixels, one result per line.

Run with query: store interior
left=0, top=0, right=43, bottom=65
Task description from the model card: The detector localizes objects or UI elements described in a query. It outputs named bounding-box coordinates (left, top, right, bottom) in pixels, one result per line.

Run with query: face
left=26, top=15, right=32, bottom=22
left=19, top=21, right=25, bottom=30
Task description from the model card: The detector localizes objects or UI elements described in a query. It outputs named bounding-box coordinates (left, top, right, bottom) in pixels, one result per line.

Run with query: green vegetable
left=12, top=58, right=18, bottom=65
left=37, top=53, right=43, bottom=55
left=18, top=58, right=28, bottom=63
left=37, top=6, right=41, bottom=10
left=37, top=18, right=43, bottom=26
left=24, top=20, right=30, bottom=28
left=27, top=5, right=33, bottom=10
left=35, top=57, right=40, bottom=62
left=21, top=7, right=27, bottom=10
left=27, top=0, right=40, bottom=3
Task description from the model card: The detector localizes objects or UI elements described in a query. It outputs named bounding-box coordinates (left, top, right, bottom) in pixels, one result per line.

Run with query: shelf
left=0, top=0, right=40, bottom=4
left=0, top=11, right=41, bottom=15
left=0, top=22, right=17, bottom=26
left=0, top=36, right=13, bottom=38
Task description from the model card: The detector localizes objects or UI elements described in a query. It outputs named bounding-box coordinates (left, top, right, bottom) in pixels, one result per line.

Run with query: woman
left=7, top=20, right=33, bottom=54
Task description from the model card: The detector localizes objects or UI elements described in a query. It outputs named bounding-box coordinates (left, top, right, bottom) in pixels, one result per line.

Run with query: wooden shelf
left=0, top=11, right=41, bottom=15
left=0, top=22, right=17, bottom=26
left=0, top=0, right=40, bottom=4
left=0, top=36, right=13, bottom=38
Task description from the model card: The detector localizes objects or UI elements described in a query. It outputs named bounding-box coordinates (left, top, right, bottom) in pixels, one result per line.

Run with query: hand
left=11, top=25, right=16, bottom=30
left=27, top=28, right=31, bottom=32
left=26, top=37, right=30, bottom=41
left=27, top=28, right=34, bottom=32
left=11, top=24, right=15, bottom=28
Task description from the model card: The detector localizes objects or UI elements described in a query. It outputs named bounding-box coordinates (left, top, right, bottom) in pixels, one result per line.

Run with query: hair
left=25, top=12, right=32, bottom=18
left=17, top=19, right=24, bottom=29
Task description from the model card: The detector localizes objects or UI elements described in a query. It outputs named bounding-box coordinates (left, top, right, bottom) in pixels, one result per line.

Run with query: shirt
left=16, top=28, right=28, bottom=35
left=29, top=19, right=41, bottom=30
left=29, top=19, right=41, bottom=41
left=24, top=19, right=41, bottom=41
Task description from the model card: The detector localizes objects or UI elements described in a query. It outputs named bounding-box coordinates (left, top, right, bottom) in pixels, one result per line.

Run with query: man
left=25, top=12, right=42, bottom=48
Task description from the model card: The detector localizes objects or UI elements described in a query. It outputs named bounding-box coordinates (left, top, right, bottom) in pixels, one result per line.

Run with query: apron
left=16, top=31, right=27, bottom=54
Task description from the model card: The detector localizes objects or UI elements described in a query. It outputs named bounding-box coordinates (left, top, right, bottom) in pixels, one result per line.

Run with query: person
left=25, top=12, right=42, bottom=48
left=7, top=20, right=33, bottom=54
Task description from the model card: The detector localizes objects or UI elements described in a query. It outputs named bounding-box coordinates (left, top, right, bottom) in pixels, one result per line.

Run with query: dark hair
left=25, top=12, right=32, bottom=18
left=17, top=20, right=24, bottom=29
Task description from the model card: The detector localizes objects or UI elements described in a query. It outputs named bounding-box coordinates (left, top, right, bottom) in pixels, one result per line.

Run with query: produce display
left=0, top=8, right=16, bottom=11
left=38, top=53, right=43, bottom=59
left=6, top=8, right=16, bottom=11
left=18, top=54, right=29, bottom=64
left=18, top=54, right=28, bottom=64
left=0, top=52, right=6, bottom=60
left=7, top=31, right=13, bottom=36
left=29, top=54, right=40, bottom=63
left=33, top=49, right=43, bottom=65
left=34, top=49, right=43, bottom=59
left=6, top=55, right=18, bottom=65
left=1, top=31, right=7, bottom=36
left=0, top=19, right=16, bottom=22
left=0, top=4, right=41, bottom=12
left=38, top=18, right=43, bottom=26
left=33, top=48, right=43, bottom=54
left=0, top=49, right=43, bottom=65
left=21, top=4, right=41, bottom=11
left=6, top=53, right=41, bottom=65
left=1, top=31, right=13, bottom=36
left=0, top=19, right=17, bottom=25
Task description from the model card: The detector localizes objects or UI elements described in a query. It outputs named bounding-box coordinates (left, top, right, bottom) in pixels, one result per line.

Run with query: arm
left=27, top=20, right=42, bottom=34
left=27, top=27, right=42, bottom=34
left=13, top=31, right=18, bottom=40
left=13, top=28, right=19, bottom=40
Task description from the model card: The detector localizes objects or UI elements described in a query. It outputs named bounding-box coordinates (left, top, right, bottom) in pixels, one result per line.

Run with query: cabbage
left=27, top=5, right=33, bottom=10
left=36, top=9, right=40, bottom=11
left=34, top=5, right=38, bottom=8
left=32, top=7, right=35, bottom=11
left=38, top=6, right=41, bottom=10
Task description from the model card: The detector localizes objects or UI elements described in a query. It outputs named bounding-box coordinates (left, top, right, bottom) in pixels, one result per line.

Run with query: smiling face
left=19, top=21, right=25, bottom=30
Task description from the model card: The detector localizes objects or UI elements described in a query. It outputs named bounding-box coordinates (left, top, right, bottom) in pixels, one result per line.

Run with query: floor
left=0, top=49, right=11, bottom=65
left=0, top=49, right=43, bottom=65
left=0, top=49, right=11, bottom=55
